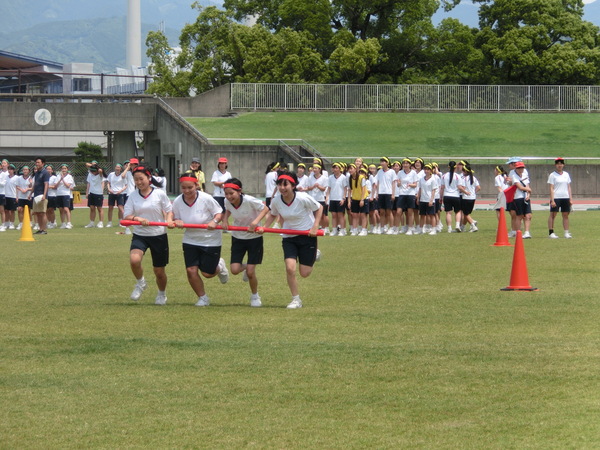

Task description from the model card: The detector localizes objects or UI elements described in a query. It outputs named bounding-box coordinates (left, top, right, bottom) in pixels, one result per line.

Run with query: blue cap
left=506, top=157, right=522, bottom=164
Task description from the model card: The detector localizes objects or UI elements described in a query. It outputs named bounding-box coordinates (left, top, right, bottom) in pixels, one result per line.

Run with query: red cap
left=555, top=157, right=565, bottom=163
left=218, top=157, right=228, bottom=163
left=515, top=161, right=525, bottom=168
left=129, top=158, right=139, bottom=164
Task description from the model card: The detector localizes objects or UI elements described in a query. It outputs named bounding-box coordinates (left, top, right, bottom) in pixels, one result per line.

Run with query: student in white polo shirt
left=123, top=165, right=174, bottom=305
left=547, top=157, right=573, bottom=239
left=171, top=174, right=230, bottom=307
left=264, top=172, right=323, bottom=310
left=222, top=177, right=270, bottom=307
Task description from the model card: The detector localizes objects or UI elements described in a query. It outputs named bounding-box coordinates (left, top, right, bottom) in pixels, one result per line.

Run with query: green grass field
left=2, top=208, right=600, bottom=447
left=189, top=112, right=600, bottom=160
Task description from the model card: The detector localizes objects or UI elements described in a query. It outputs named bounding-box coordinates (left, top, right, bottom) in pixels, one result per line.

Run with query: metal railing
left=231, top=83, right=600, bottom=112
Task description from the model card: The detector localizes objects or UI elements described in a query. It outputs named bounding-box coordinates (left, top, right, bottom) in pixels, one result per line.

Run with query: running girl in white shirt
left=547, top=157, right=572, bottom=239
left=327, top=162, right=348, bottom=236
left=264, top=172, right=323, bottom=309
left=222, top=177, right=271, bottom=307
left=439, top=161, right=463, bottom=233
left=493, top=165, right=509, bottom=220
left=171, top=175, right=230, bottom=307
left=123, top=165, right=174, bottom=305
left=55, top=164, right=75, bottom=229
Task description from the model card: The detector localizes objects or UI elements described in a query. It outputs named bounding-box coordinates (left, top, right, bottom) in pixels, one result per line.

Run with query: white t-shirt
left=309, top=174, right=328, bottom=202
left=123, top=188, right=172, bottom=236
left=56, top=174, right=75, bottom=196
left=225, top=194, right=266, bottom=240
left=0, top=170, right=8, bottom=195
left=86, top=172, right=105, bottom=195
left=376, top=169, right=396, bottom=195
left=48, top=174, right=58, bottom=197
left=327, top=174, right=348, bottom=202
left=369, top=174, right=378, bottom=199
left=442, top=171, right=461, bottom=197
left=418, top=176, right=438, bottom=203
left=297, top=174, right=309, bottom=191
left=495, top=174, right=509, bottom=192
left=269, top=191, right=320, bottom=238
left=155, top=176, right=167, bottom=192
left=211, top=170, right=232, bottom=197
left=5, top=174, right=17, bottom=198
left=124, top=171, right=135, bottom=196
left=459, top=175, right=480, bottom=200
left=16, top=176, right=32, bottom=200
left=264, top=171, right=278, bottom=199
left=512, top=172, right=530, bottom=200
left=172, top=191, right=223, bottom=247
left=397, top=169, right=418, bottom=196
left=547, top=171, right=571, bottom=199
left=108, top=172, right=127, bottom=194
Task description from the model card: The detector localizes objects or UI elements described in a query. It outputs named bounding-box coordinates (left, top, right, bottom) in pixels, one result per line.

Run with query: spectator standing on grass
left=45, top=164, right=58, bottom=229
left=15, top=165, right=33, bottom=230
left=264, top=162, right=280, bottom=207
left=296, top=163, right=309, bottom=192
left=107, top=163, right=128, bottom=228
left=395, top=158, right=419, bottom=235
left=505, top=157, right=529, bottom=237
left=123, top=165, right=174, bottom=305
left=367, top=164, right=380, bottom=234
left=440, top=161, right=462, bottom=233
left=184, top=157, right=206, bottom=191
left=327, top=162, right=349, bottom=236
left=458, top=164, right=480, bottom=232
left=307, top=163, right=329, bottom=234
left=264, top=172, right=323, bottom=309
left=84, top=161, right=107, bottom=228
left=0, top=159, right=9, bottom=231
left=494, top=165, right=510, bottom=219
left=31, top=157, right=50, bottom=235
left=55, top=164, right=74, bottom=229
left=548, top=157, right=573, bottom=239
left=154, top=168, right=167, bottom=192
left=170, top=174, right=230, bottom=307
left=222, top=177, right=270, bottom=307
left=211, top=157, right=231, bottom=212
left=4, top=164, right=18, bottom=229
left=416, top=164, right=439, bottom=235
left=376, top=157, right=396, bottom=234
left=512, top=161, right=533, bottom=239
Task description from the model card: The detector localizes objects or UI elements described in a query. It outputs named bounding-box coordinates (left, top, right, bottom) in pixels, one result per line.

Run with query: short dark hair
left=35, top=157, right=45, bottom=164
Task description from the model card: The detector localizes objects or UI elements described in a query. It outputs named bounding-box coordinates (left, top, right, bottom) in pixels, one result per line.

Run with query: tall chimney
left=126, top=0, right=142, bottom=68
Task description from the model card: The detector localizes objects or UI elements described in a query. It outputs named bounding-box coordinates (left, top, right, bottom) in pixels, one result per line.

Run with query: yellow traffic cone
left=19, top=205, right=35, bottom=242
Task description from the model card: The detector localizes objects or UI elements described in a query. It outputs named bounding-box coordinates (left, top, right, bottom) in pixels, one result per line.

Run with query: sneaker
left=33, top=224, right=39, bottom=231
left=130, top=279, right=147, bottom=301
left=508, top=231, right=516, bottom=238
left=350, top=228, right=358, bottom=236
left=106, top=222, right=112, bottom=228
left=469, top=225, right=478, bottom=232
left=155, top=292, right=167, bottom=305
left=250, top=294, right=262, bottom=307
left=386, top=227, right=395, bottom=235
left=564, top=231, right=572, bottom=239
left=405, top=229, right=414, bottom=236
left=34, top=230, right=47, bottom=235
left=315, top=249, right=322, bottom=262
left=399, top=226, right=407, bottom=234
left=66, top=222, right=73, bottom=229
left=428, top=229, right=437, bottom=235
left=0, top=225, right=5, bottom=232
left=322, top=228, right=329, bottom=235
left=287, top=297, right=303, bottom=309
left=8, top=223, right=15, bottom=230
left=47, top=222, right=55, bottom=229
left=84, top=222, right=95, bottom=228
left=330, top=228, right=338, bottom=237
left=358, top=229, right=368, bottom=236
left=60, top=223, right=67, bottom=229
left=242, top=269, right=249, bottom=282
left=338, top=229, right=347, bottom=237
left=125, top=227, right=131, bottom=235
left=523, top=231, right=532, bottom=239
left=448, top=226, right=453, bottom=233
left=17, top=223, right=23, bottom=230
left=195, top=295, right=210, bottom=307
left=96, top=222, right=104, bottom=228
left=549, top=233, right=559, bottom=239
left=217, top=258, right=229, bottom=284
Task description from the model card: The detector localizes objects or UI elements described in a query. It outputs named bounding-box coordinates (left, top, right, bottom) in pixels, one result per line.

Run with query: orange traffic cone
left=18, top=205, right=35, bottom=242
left=492, top=207, right=512, bottom=247
left=501, top=230, right=537, bottom=291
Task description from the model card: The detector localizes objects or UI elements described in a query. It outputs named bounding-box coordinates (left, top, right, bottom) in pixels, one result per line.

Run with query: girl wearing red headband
left=222, top=178, right=270, bottom=307
left=264, top=172, right=323, bottom=309
left=123, top=165, right=174, bottom=305
left=211, top=157, right=231, bottom=213
left=169, top=174, right=229, bottom=307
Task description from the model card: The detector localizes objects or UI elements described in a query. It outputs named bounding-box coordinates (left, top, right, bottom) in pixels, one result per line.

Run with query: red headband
left=179, top=176, right=198, bottom=183
left=223, top=182, right=241, bottom=190
left=278, top=174, right=296, bottom=185
left=133, top=166, right=151, bottom=177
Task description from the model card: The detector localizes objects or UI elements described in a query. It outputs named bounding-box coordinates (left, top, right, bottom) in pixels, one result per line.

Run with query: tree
left=74, top=142, right=104, bottom=162
left=329, top=35, right=385, bottom=83
left=145, top=30, right=192, bottom=97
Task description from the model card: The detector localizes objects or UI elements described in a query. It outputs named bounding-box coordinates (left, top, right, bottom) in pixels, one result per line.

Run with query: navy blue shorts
left=378, top=194, right=393, bottom=210
left=47, top=196, right=57, bottom=209
left=0, top=194, right=4, bottom=206
left=506, top=201, right=516, bottom=212
left=514, top=198, right=532, bottom=216
left=56, top=196, right=71, bottom=208
left=550, top=198, right=571, bottom=213
left=5, top=197, right=17, bottom=211
left=461, top=199, right=476, bottom=216
left=369, top=199, right=379, bottom=211
left=443, top=196, right=461, bottom=213
left=18, top=199, right=33, bottom=209
left=182, top=243, right=221, bottom=273
left=419, top=202, right=436, bottom=216
left=130, top=233, right=169, bottom=268
left=397, top=195, right=416, bottom=211
left=88, top=193, right=104, bottom=208
left=231, top=236, right=263, bottom=265
left=214, top=196, right=226, bottom=212
left=282, top=235, right=318, bottom=267
left=108, top=193, right=126, bottom=207
left=329, top=199, right=346, bottom=213
left=350, top=199, right=368, bottom=214
left=318, top=200, right=328, bottom=216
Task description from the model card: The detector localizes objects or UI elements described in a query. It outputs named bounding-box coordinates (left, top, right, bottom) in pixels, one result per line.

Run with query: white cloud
left=583, top=0, right=597, bottom=4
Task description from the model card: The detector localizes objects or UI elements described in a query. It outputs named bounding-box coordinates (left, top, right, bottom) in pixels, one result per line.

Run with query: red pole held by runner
left=119, top=220, right=324, bottom=236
